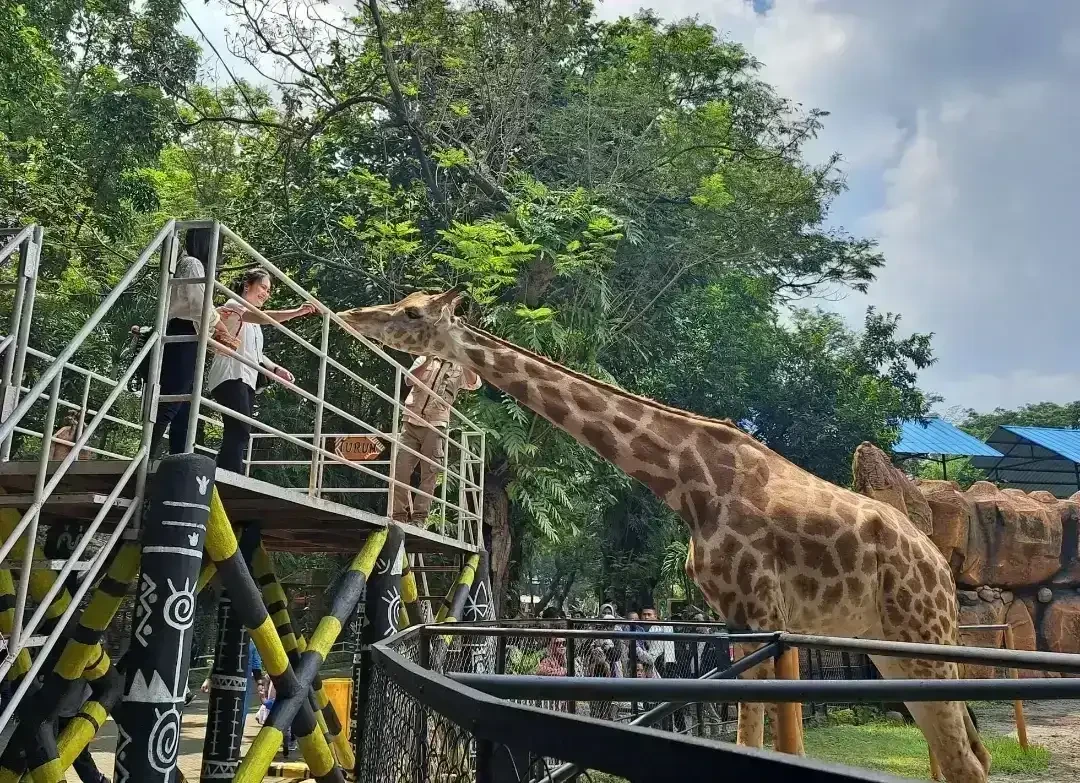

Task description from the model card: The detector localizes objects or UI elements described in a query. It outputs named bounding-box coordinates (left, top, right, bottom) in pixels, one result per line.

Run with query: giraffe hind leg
left=869, top=654, right=988, bottom=783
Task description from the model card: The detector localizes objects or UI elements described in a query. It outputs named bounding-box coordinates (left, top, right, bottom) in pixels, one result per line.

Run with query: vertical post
left=10, top=371, right=61, bottom=653
left=183, top=221, right=220, bottom=453
left=114, top=453, right=213, bottom=782
left=2, top=229, right=40, bottom=460
left=0, top=234, right=28, bottom=439
left=457, top=430, right=468, bottom=541
left=692, top=641, right=703, bottom=736
left=565, top=622, right=576, bottom=715
left=628, top=634, right=638, bottom=718
left=309, top=312, right=330, bottom=495
left=385, top=365, right=403, bottom=519
left=412, top=629, right=431, bottom=783
left=496, top=636, right=507, bottom=675
left=134, top=228, right=176, bottom=532
left=200, top=522, right=261, bottom=780
left=76, top=374, right=91, bottom=441
left=476, top=431, right=486, bottom=547
left=440, top=425, right=450, bottom=536
left=773, top=645, right=803, bottom=755
left=1003, top=626, right=1029, bottom=750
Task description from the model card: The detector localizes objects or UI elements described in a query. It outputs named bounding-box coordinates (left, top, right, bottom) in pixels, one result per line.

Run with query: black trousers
left=149, top=318, right=198, bottom=457
left=212, top=379, right=255, bottom=473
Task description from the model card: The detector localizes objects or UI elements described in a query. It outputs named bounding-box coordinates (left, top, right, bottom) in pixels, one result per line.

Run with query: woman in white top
left=150, top=228, right=239, bottom=457
left=208, top=268, right=316, bottom=472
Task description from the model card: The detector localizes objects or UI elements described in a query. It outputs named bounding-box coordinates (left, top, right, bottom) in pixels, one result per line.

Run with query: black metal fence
left=360, top=623, right=1080, bottom=783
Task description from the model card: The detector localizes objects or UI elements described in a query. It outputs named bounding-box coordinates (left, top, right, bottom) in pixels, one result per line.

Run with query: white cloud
left=599, top=0, right=1080, bottom=412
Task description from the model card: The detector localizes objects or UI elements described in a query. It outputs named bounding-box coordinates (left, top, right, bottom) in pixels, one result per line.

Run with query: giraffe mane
left=461, top=322, right=754, bottom=437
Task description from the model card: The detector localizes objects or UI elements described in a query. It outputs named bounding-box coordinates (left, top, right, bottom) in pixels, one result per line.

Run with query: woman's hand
left=212, top=321, right=241, bottom=351
left=274, top=366, right=295, bottom=384
left=291, top=302, right=318, bottom=319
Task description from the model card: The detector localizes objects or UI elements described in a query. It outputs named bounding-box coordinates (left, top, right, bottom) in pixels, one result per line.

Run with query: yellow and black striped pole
left=0, top=569, right=32, bottom=684
left=205, top=487, right=349, bottom=783
left=252, top=545, right=353, bottom=769
left=237, top=526, right=391, bottom=782
left=26, top=656, right=123, bottom=783
left=434, top=554, right=480, bottom=625
left=399, top=549, right=423, bottom=628
left=0, top=541, right=141, bottom=780
left=0, top=504, right=75, bottom=642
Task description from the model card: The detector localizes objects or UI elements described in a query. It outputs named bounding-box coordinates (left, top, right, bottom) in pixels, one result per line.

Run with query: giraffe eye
left=404, top=307, right=422, bottom=319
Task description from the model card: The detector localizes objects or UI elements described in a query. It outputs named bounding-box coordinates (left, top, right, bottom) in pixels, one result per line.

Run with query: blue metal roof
left=998, top=426, right=1080, bottom=464
left=893, top=418, right=1003, bottom=458
left=970, top=426, right=1080, bottom=497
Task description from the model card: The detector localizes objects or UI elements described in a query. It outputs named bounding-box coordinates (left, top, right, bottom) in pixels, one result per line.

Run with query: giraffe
left=338, top=289, right=991, bottom=783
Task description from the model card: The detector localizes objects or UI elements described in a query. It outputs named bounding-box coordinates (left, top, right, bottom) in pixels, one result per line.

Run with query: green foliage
left=1, top=0, right=940, bottom=608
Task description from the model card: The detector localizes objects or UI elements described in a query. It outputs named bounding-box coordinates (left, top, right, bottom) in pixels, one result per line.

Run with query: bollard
left=773, top=646, right=804, bottom=756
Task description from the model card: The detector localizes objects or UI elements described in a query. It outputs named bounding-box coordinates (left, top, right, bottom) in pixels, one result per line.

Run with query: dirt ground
left=976, top=699, right=1080, bottom=783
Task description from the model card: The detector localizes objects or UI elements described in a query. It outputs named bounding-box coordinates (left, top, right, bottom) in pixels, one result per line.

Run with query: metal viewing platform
left=0, top=220, right=486, bottom=730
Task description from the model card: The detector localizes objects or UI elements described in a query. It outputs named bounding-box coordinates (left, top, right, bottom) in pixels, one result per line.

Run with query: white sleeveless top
left=207, top=301, right=263, bottom=391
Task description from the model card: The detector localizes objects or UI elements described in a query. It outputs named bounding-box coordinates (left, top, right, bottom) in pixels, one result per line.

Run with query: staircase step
left=0, top=493, right=133, bottom=508
left=1, top=558, right=97, bottom=571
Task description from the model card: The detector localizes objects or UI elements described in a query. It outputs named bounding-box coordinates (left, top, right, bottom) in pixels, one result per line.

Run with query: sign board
left=333, top=435, right=386, bottom=461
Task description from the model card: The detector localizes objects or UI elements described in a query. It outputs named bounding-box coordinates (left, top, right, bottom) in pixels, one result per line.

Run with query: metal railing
left=162, top=220, right=485, bottom=544
left=362, top=623, right=1080, bottom=783
left=0, top=221, right=177, bottom=718
left=0, top=219, right=486, bottom=729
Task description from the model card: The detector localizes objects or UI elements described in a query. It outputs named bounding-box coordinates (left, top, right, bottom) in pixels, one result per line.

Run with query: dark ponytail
left=184, top=227, right=221, bottom=263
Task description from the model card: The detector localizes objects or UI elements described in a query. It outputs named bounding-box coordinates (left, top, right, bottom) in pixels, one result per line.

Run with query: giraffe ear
left=434, top=285, right=466, bottom=313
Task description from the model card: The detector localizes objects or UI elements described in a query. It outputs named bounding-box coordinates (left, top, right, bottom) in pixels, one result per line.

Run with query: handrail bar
left=211, top=223, right=483, bottom=433
left=0, top=220, right=173, bottom=445
left=190, top=339, right=474, bottom=504
left=451, top=673, right=1080, bottom=703
left=0, top=227, right=34, bottom=264
left=370, top=626, right=907, bottom=783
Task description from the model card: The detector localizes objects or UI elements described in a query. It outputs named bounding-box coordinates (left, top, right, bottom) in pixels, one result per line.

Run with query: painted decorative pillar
left=200, top=523, right=261, bottom=781
left=352, top=525, right=404, bottom=774
left=114, top=454, right=213, bottom=783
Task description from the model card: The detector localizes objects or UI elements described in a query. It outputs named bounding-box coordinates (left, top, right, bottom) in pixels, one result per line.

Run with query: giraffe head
left=337, top=288, right=467, bottom=357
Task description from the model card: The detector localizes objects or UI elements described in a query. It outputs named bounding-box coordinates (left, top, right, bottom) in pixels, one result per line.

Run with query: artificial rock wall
left=853, top=443, right=1080, bottom=676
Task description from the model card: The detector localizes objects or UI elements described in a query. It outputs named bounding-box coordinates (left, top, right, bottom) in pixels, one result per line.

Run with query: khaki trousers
left=391, top=420, right=446, bottom=524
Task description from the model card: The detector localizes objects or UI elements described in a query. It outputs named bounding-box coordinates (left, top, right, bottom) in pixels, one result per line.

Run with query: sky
left=182, top=0, right=1080, bottom=415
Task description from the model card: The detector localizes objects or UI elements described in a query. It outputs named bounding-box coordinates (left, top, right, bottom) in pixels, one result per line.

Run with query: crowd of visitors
left=530, top=603, right=732, bottom=735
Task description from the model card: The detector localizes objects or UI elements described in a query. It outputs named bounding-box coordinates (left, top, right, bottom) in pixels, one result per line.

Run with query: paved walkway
left=66, top=689, right=293, bottom=782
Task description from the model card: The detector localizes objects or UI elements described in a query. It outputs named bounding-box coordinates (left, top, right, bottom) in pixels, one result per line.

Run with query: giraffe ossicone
left=338, top=290, right=991, bottom=783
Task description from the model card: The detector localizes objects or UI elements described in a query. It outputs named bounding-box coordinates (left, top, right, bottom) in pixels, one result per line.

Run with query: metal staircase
left=0, top=219, right=486, bottom=731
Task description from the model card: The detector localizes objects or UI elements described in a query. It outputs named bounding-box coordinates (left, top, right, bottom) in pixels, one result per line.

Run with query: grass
left=803, top=721, right=1050, bottom=779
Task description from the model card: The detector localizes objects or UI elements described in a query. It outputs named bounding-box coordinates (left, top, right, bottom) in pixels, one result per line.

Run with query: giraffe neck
left=452, top=324, right=764, bottom=508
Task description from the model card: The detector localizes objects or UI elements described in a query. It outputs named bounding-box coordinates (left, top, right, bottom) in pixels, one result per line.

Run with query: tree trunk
left=557, top=570, right=576, bottom=609
left=532, top=571, right=564, bottom=617
left=484, top=468, right=513, bottom=617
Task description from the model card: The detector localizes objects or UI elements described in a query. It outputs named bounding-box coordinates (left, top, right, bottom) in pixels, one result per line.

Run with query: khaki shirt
left=403, top=356, right=481, bottom=427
